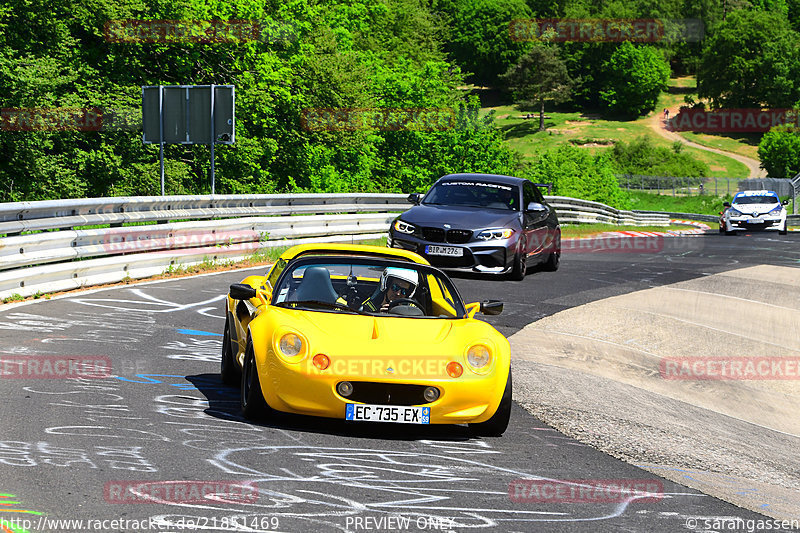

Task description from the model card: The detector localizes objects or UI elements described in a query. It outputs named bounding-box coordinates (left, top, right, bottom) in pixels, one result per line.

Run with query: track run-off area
left=0, top=230, right=798, bottom=533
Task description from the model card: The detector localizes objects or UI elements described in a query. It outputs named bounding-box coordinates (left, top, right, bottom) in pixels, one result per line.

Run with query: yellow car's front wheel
left=241, top=337, right=274, bottom=420
left=221, top=316, right=240, bottom=387
left=469, top=369, right=512, bottom=437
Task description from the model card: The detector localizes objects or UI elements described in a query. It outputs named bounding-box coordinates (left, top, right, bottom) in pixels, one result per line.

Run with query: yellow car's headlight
left=278, top=333, right=303, bottom=358
left=466, top=344, right=491, bottom=370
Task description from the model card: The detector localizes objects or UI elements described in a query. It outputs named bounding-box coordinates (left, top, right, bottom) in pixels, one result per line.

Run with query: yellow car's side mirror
left=465, top=300, right=504, bottom=318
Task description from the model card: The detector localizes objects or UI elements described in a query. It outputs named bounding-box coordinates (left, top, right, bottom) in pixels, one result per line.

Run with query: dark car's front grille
left=421, top=227, right=446, bottom=242
left=340, top=381, right=436, bottom=406
left=446, top=229, right=472, bottom=244
left=420, top=227, right=473, bottom=244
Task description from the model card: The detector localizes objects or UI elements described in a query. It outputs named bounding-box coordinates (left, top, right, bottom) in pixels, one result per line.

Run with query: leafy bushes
left=524, top=145, right=631, bottom=209
left=610, top=136, right=709, bottom=178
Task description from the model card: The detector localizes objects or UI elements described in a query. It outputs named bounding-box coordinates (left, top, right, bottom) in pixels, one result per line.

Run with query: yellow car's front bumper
left=257, top=350, right=510, bottom=425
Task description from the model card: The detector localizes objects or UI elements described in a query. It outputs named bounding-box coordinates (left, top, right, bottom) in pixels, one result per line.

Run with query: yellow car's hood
left=258, top=307, right=504, bottom=356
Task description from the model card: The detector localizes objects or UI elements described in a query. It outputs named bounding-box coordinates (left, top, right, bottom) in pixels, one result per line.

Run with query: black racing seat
left=293, top=266, right=339, bottom=304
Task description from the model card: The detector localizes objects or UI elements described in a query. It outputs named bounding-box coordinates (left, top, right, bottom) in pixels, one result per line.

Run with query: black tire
left=779, top=222, right=788, bottom=235
left=240, top=338, right=272, bottom=420
left=718, top=225, right=725, bottom=234
left=220, top=316, right=241, bottom=387
left=469, top=369, right=512, bottom=437
left=508, top=243, right=526, bottom=281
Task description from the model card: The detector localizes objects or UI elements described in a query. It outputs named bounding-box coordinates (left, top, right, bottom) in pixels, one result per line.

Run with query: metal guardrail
left=548, top=196, right=670, bottom=226
left=634, top=210, right=800, bottom=226
left=0, top=193, right=684, bottom=300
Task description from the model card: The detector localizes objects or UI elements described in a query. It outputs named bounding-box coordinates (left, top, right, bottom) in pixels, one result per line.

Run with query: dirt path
left=648, top=108, right=767, bottom=178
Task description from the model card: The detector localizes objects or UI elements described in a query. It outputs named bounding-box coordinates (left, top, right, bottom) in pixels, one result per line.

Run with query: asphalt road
left=0, top=231, right=798, bottom=533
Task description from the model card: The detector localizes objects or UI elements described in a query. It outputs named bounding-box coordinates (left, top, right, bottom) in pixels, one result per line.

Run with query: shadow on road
left=186, top=373, right=481, bottom=442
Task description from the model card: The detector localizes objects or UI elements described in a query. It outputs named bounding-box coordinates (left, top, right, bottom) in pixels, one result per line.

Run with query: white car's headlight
left=477, top=228, right=514, bottom=241
left=728, top=208, right=743, bottom=217
left=393, top=219, right=416, bottom=234
left=466, top=344, right=491, bottom=369
left=769, top=206, right=784, bottom=216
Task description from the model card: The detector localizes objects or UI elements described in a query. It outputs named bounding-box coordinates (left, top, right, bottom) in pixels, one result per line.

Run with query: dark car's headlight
left=477, top=228, right=514, bottom=241
left=393, top=219, right=416, bottom=234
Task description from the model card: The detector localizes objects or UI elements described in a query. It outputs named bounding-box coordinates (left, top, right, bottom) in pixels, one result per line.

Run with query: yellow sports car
left=221, top=243, right=512, bottom=436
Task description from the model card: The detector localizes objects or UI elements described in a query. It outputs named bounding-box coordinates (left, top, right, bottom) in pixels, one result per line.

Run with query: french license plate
left=425, top=245, right=463, bottom=257
left=346, top=404, right=430, bottom=424
left=748, top=217, right=764, bottom=223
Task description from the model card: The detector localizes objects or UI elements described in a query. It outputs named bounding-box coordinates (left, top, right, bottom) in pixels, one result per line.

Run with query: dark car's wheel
left=241, top=337, right=272, bottom=420
left=542, top=250, right=560, bottom=271
left=508, top=242, right=526, bottom=281
left=221, top=316, right=241, bottom=387
left=541, top=234, right=560, bottom=272
left=469, top=369, right=512, bottom=437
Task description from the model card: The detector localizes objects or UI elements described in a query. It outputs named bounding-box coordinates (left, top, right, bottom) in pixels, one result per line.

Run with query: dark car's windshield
left=423, top=180, right=520, bottom=211
left=272, top=257, right=467, bottom=318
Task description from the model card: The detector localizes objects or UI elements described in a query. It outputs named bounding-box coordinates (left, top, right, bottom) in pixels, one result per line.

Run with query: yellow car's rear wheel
left=469, top=369, right=512, bottom=437
left=241, top=337, right=273, bottom=420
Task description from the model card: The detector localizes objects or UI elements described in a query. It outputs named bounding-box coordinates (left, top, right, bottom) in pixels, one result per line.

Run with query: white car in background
left=720, top=190, right=789, bottom=235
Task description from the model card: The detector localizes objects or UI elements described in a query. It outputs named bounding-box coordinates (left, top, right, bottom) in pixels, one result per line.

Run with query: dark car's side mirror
left=407, top=193, right=422, bottom=205
left=229, top=283, right=257, bottom=300
left=723, top=202, right=731, bottom=207
left=525, top=202, right=547, bottom=213
left=480, top=300, right=504, bottom=315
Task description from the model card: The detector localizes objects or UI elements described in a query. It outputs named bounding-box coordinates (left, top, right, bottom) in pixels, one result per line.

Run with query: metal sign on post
left=142, top=85, right=235, bottom=194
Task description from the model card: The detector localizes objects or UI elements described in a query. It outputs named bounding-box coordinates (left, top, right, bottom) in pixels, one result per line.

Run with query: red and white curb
left=562, top=220, right=710, bottom=244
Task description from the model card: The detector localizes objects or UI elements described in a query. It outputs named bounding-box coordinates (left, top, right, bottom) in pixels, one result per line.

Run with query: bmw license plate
left=425, top=245, right=463, bottom=257
left=346, top=404, right=430, bottom=424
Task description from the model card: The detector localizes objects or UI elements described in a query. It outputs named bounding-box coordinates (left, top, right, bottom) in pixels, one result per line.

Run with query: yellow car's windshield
left=272, top=257, right=466, bottom=318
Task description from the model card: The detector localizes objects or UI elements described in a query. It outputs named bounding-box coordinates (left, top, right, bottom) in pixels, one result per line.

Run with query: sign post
left=142, top=85, right=235, bottom=195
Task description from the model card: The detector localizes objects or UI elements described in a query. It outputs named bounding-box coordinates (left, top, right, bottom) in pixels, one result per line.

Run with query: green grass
left=627, top=190, right=731, bottom=215
left=679, top=131, right=761, bottom=160
left=482, top=75, right=754, bottom=179
left=561, top=223, right=692, bottom=238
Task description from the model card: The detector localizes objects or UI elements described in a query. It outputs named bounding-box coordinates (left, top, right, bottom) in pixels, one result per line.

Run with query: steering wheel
left=386, top=297, right=425, bottom=315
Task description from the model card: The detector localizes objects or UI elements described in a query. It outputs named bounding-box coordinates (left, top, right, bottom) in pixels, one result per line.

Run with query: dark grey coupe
left=388, top=174, right=561, bottom=280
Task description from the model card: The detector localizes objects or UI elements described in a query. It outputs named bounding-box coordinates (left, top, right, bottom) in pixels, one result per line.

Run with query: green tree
left=698, top=9, right=800, bottom=108
left=435, top=0, right=532, bottom=85
left=599, top=42, right=670, bottom=117
left=758, top=124, right=800, bottom=177
left=500, top=45, right=574, bottom=131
